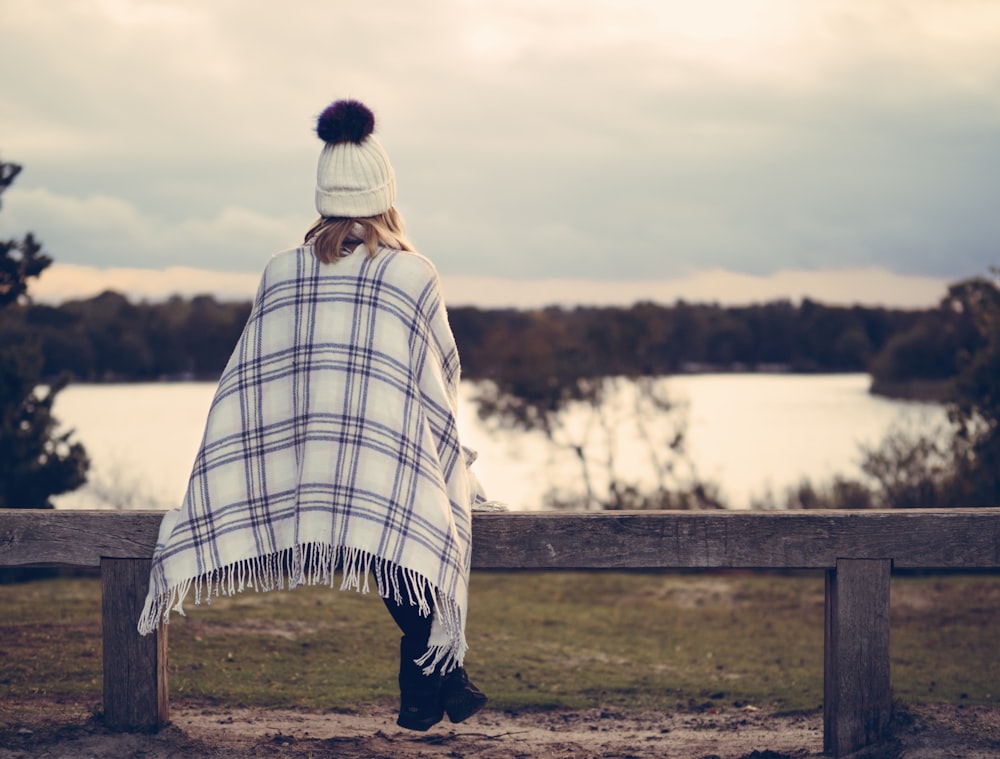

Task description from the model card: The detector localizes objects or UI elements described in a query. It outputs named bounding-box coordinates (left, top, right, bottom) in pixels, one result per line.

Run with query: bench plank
left=2, top=509, right=999, bottom=569
left=471, top=510, right=1000, bottom=569
left=1, top=511, right=164, bottom=567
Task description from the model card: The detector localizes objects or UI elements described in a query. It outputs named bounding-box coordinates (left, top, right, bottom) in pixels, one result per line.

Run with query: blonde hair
left=304, top=207, right=415, bottom=264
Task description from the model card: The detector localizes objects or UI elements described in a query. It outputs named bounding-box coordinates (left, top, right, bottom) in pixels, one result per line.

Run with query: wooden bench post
left=824, top=558, right=892, bottom=757
left=101, top=558, right=169, bottom=731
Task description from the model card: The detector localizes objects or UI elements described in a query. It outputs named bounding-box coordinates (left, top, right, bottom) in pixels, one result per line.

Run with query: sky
left=1, top=0, right=998, bottom=308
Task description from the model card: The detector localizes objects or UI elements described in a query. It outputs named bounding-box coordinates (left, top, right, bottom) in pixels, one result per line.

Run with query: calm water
left=51, top=375, right=947, bottom=511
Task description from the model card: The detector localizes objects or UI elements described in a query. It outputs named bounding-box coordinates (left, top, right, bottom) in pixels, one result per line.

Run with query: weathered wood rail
left=2, top=508, right=999, bottom=757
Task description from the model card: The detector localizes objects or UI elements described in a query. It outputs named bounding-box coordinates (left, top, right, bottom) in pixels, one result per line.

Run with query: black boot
left=396, top=637, right=444, bottom=731
left=441, top=666, right=488, bottom=723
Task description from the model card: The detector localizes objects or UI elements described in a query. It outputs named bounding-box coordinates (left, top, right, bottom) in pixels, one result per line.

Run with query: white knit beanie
left=314, top=100, right=396, bottom=218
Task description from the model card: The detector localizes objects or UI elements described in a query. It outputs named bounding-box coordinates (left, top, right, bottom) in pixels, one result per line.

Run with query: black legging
left=382, top=590, right=434, bottom=645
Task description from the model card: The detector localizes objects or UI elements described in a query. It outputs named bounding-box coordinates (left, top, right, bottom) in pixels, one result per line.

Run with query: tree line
left=0, top=287, right=982, bottom=393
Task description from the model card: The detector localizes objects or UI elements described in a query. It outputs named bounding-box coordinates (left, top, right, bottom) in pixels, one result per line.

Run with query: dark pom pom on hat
left=316, top=100, right=376, bottom=145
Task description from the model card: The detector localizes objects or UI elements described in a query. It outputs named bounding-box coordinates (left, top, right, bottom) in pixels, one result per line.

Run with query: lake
left=51, top=374, right=948, bottom=511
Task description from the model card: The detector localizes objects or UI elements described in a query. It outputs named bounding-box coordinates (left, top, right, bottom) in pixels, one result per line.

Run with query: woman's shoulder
left=376, top=248, right=441, bottom=288
left=266, top=245, right=310, bottom=269
left=255, top=245, right=300, bottom=276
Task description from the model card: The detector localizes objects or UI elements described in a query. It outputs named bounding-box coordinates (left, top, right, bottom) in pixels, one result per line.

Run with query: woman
left=139, top=99, right=487, bottom=731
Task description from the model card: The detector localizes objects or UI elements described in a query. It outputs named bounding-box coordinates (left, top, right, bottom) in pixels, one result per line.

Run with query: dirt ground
left=2, top=698, right=1000, bottom=759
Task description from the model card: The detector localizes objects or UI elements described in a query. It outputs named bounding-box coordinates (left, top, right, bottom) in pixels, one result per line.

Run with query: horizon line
left=27, top=262, right=955, bottom=310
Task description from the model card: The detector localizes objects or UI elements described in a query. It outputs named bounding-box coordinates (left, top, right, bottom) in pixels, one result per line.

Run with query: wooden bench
left=2, top=508, right=999, bottom=757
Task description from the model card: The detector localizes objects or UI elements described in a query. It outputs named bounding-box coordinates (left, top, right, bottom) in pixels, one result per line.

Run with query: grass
left=0, top=570, right=998, bottom=716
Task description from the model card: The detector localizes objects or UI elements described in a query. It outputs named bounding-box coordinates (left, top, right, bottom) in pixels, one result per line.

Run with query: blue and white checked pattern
left=139, top=244, right=480, bottom=671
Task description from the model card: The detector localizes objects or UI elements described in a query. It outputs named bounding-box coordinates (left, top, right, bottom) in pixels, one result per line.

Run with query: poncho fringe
left=137, top=541, right=466, bottom=674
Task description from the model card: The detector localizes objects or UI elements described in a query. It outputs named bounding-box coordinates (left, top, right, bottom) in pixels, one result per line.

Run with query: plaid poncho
left=138, top=243, right=481, bottom=672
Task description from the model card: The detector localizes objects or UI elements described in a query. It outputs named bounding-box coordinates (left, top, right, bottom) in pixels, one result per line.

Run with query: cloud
left=2, top=0, right=999, bottom=291
left=0, top=187, right=306, bottom=270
